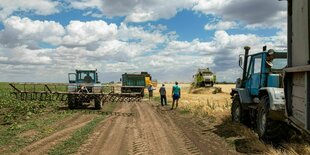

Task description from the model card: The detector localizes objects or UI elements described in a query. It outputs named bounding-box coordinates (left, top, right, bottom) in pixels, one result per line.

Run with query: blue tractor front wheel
left=256, top=95, right=283, bottom=141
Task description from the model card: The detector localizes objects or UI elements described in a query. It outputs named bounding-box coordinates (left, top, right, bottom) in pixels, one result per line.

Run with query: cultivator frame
left=9, top=83, right=143, bottom=103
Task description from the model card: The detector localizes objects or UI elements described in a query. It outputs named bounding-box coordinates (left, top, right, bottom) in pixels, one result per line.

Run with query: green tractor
left=67, top=69, right=104, bottom=109
left=193, top=68, right=216, bottom=87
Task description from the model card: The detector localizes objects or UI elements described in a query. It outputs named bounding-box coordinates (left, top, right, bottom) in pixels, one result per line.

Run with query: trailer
left=121, top=72, right=152, bottom=97
left=284, top=0, right=310, bottom=134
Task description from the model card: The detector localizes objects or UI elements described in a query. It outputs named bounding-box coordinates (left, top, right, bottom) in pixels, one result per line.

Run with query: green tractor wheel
left=68, top=94, right=76, bottom=109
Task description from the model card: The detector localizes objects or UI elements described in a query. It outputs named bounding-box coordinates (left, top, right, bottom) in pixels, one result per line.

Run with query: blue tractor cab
left=231, top=46, right=287, bottom=140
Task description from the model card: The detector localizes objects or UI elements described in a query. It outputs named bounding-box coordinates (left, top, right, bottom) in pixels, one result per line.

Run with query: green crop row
left=0, top=82, right=65, bottom=124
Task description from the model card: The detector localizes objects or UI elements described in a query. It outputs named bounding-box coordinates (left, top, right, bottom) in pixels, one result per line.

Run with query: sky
left=0, top=0, right=287, bottom=83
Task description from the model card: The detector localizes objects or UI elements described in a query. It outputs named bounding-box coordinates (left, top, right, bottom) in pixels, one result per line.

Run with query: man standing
left=171, top=81, right=181, bottom=110
left=159, top=84, right=167, bottom=106
left=148, top=84, right=155, bottom=100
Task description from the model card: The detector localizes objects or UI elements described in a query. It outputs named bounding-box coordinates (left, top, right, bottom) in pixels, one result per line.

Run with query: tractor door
left=246, top=54, right=263, bottom=96
left=68, top=73, right=76, bottom=83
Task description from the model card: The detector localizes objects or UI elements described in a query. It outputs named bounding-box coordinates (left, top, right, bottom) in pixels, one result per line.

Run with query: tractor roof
left=76, top=69, right=97, bottom=72
left=249, top=51, right=287, bottom=58
left=198, top=68, right=212, bottom=73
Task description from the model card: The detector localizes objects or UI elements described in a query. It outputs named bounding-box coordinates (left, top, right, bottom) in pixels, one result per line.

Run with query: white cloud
left=118, top=23, right=166, bottom=44
left=0, top=16, right=287, bottom=82
left=70, top=0, right=195, bottom=22
left=0, top=0, right=60, bottom=20
left=194, top=0, right=286, bottom=29
left=0, top=46, right=53, bottom=65
left=204, top=21, right=238, bottom=30
left=0, top=16, right=65, bottom=48
left=62, top=20, right=118, bottom=47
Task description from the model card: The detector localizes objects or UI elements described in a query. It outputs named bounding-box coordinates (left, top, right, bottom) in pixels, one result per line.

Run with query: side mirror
left=120, top=78, right=122, bottom=81
left=239, top=55, right=244, bottom=69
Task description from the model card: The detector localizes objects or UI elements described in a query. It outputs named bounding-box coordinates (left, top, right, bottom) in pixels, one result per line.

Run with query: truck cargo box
left=285, top=0, right=310, bottom=133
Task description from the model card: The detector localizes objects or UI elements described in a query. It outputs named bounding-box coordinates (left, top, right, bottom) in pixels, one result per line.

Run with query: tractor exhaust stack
left=242, top=46, right=250, bottom=81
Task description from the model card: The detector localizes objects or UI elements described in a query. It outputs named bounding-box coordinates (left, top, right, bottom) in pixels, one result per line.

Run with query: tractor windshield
left=202, top=72, right=212, bottom=76
left=77, top=71, right=95, bottom=83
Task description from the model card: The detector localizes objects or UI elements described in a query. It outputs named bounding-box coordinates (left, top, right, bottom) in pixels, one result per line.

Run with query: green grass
left=0, top=82, right=120, bottom=154
left=0, top=112, right=73, bottom=153
left=48, top=116, right=105, bottom=155
left=0, top=82, right=65, bottom=124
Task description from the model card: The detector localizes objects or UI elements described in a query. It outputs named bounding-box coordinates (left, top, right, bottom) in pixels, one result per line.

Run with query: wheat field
left=152, top=83, right=310, bottom=155
left=153, top=83, right=234, bottom=119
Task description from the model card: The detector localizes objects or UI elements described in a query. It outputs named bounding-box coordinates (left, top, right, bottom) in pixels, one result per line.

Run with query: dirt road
left=16, top=100, right=237, bottom=155
left=75, top=101, right=237, bottom=155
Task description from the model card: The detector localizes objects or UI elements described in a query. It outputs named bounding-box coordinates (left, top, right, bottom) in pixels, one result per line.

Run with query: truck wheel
left=68, top=94, right=75, bottom=109
left=95, top=98, right=103, bottom=109
left=257, top=95, right=282, bottom=140
left=231, top=95, right=243, bottom=123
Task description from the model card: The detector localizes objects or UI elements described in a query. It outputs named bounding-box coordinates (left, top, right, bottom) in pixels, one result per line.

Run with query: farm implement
left=9, top=69, right=143, bottom=110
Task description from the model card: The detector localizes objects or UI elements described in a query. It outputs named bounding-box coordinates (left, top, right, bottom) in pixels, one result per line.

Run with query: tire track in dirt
left=18, top=114, right=97, bottom=155
left=131, top=102, right=197, bottom=155
left=76, top=103, right=134, bottom=155
left=75, top=101, right=238, bottom=155
left=155, top=104, right=238, bottom=155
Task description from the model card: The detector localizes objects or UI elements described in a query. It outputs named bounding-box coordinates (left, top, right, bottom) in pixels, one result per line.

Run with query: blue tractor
left=67, top=69, right=104, bottom=109
left=231, top=46, right=287, bottom=140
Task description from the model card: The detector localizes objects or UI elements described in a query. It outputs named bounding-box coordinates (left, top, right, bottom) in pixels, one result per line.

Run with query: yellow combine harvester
left=145, top=76, right=157, bottom=87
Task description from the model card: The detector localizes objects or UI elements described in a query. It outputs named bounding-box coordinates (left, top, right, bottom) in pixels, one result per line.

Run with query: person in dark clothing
left=159, top=84, right=167, bottom=106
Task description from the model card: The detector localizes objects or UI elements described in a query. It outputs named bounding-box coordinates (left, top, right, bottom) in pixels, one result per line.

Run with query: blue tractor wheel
left=231, top=95, right=243, bottom=123
left=256, top=95, right=283, bottom=140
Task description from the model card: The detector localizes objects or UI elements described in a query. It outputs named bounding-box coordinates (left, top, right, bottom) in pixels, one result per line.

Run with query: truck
left=121, top=72, right=152, bottom=97
left=193, top=68, right=216, bottom=87
left=284, top=0, right=310, bottom=134
left=67, top=69, right=104, bottom=109
left=231, top=46, right=287, bottom=140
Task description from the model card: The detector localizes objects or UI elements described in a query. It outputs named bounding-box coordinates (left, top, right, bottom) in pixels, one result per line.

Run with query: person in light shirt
left=171, top=81, right=181, bottom=110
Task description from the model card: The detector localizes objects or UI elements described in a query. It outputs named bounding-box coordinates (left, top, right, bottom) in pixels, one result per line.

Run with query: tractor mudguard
left=231, top=88, right=252, bottom=104
left=259, top=88, right=285, bottom=111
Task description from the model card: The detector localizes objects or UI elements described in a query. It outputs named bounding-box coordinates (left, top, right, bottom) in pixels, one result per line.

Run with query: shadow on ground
left=212, top=116, right=310, bottom=154
left=212, top=116, right=268, bottom=154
